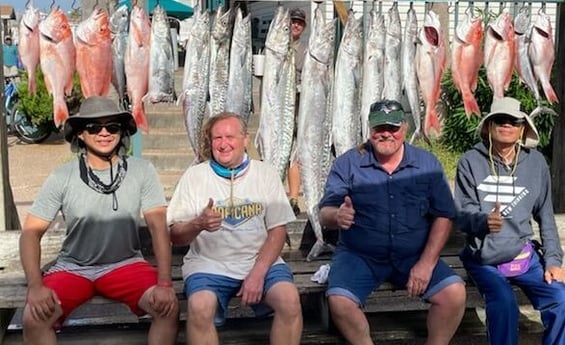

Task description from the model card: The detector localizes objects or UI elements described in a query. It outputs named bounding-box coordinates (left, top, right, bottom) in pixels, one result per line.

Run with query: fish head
left=420, top=10, right=442, bottom=47
left=367, top=10, right=385, bottom=40
left=129, top=5, right=151, bottom=45
left=386, top=3, right=401, bottom=38
left=513, top=11, right=531, bottom=36
left=110, top=5, right=129, bottom=34
left=231, top=8, right=250, bottom=45
left=76, top=8, right=111, bottom=44
left=488, top=11, right=514, bottom=41
left=309, top=18, right=336, bottom=65
left=190, top=8, right=211, bottom=45
left=21, top=5, right=40, bottom=32
left=532, top=13, right=552, bottom=38
left=340, top=13, right=363, bottom=57
left=211, top=6, right=233, bottom=41
left=265, top=6, right=291, bottom=55
left=39, top=8, right=72, bottom=44
left=151, top=5, right=171, bottom=37
left=455, top=12, right=483, bottom=45
left=404, top=8, right=418, bottom=40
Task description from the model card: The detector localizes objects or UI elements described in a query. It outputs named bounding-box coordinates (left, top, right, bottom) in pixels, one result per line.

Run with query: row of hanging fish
left=322, top=3, right=448, bottom=147
left=480, top=6, right=557, bottom=119
left=321, top=3, right=557, bottom=146
left=180, top=5, right=253, bottom=163
left=17, top=4, right=177, bottom=131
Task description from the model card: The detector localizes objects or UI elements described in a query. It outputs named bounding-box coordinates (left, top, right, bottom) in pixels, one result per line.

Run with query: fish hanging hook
left=465, top=4, right=472, bottom=15
left=448, top=1, right=455, bottom=14
left=93, top=0, right=99, bottom=11
left=539, top=3, right=546, bottom=14
left=71, top=0, right=78, bottom=10
left=409, top=2, right=413, bottom=10
left=25, top=0, right=31, bottom=8
left=50, top=0, right=55, bottom=9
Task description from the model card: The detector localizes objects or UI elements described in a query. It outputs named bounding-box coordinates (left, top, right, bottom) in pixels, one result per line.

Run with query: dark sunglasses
left=373, top=124, right=401, bottom=133
left=491, top=116, right=525, bottom=127
left=84, top=122, right=122, bottom=135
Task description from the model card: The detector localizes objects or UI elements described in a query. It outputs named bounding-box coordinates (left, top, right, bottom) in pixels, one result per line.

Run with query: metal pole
left=0, top=20, right=21, bottom=231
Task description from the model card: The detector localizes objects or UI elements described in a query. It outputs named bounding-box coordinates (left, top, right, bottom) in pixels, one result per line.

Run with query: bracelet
left=157, top=280, right=173, bottom=288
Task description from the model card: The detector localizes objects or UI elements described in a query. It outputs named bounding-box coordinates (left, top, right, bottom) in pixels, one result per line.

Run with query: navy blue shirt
left=319, top=142, right=456, bottom=267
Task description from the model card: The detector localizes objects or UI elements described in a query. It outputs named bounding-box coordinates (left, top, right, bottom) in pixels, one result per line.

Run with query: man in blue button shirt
left=319, top=100, right=466, bottom=345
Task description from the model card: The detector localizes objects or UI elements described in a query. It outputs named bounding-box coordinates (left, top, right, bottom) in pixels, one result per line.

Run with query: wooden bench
left=0, top=225, right=530, bottom=344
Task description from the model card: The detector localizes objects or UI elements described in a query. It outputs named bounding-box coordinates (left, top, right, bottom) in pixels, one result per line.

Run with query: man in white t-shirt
left=167, top=112, right=303, bottom=345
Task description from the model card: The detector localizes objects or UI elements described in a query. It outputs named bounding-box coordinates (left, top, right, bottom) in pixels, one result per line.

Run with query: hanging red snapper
left=451, top=12, right=483, bottom=117
left=416, top=10, right=446, bottom=139
left=18, top=5, right=41, bottom=94
left=39, top=8, right=76, bottom=127
left=124, top=5, right=151, bottom=132
left=484, top=11, right=515, bottom=100
left=75, top=8, right=113, bottom=98
left=529, top=12, right=558, bottom=104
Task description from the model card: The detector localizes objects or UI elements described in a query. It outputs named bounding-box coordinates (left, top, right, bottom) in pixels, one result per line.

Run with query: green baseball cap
left=368, top=100, right=406, bottom=128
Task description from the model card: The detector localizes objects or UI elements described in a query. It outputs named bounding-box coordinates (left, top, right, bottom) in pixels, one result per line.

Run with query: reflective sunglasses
left=491, top=115, right=525, bottom=127
left=84, top=122, right=122, bottom=135
left=372, top=124, right=402, bottom=133
left=371, top=100, right=403, bottom=114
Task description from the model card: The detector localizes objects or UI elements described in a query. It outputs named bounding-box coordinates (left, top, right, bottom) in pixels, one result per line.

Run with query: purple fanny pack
left=497, top=242, right=534, bottom=277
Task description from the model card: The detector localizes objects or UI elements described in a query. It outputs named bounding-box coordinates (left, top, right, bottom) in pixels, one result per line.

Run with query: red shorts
left=43, top=261, right=158, bottom=322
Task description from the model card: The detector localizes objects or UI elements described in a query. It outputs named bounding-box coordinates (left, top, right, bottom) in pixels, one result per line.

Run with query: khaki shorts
left=3, top=65, right=18, bottom=78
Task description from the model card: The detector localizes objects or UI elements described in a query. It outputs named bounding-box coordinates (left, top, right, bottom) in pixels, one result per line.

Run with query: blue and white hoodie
left=454, top=141, right=563, bottom=268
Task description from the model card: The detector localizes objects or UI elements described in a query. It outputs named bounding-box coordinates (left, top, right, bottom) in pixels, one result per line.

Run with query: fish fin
left=541, top=82, right=559, bottom=104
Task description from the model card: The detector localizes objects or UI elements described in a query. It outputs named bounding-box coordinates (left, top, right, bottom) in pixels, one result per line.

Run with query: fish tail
left=53, top=98, right=69, bottom=128
left=542, top=82, right=559, bottom=104
left=132, top=102, right=148, bottom=133
left=424, top=106, right=441, bottom=139
left=28, top=77, right=37, bottom=95
left=462, top=92, right=482, bottom=117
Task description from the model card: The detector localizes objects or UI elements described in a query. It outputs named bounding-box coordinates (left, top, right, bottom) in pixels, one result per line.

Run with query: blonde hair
left=199, top=113, right=248, bottom=162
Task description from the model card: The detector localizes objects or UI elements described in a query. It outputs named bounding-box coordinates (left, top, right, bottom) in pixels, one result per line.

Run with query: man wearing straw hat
left=19, top=96, right=178, bottom=345
left=455, top=97, right=565, bottom=345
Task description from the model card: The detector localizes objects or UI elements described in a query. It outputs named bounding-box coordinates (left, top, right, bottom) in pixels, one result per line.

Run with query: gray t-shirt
left=30, top=156, right=167, bottom=266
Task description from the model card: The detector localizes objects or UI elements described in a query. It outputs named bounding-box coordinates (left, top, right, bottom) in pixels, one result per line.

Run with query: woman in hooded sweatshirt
left=455, top=97, right=565, bottom=345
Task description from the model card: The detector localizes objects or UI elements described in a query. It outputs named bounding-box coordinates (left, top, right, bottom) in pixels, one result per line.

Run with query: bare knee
left=328, top=295, right=361, bottom=318
left=22, top=304, right=60, bottom=336
left=430, top=282, right=466, bottom=310
left=187, top=291, right=217, bottom=325
left=266, top=283, right=302, bottom=319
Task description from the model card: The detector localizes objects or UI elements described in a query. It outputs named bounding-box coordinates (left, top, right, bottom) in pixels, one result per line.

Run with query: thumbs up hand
left=336, top=196, right=355, bottom=230
left=487, top=202, right=503, bottom=233
left=199, top=198, right=222, bottom=232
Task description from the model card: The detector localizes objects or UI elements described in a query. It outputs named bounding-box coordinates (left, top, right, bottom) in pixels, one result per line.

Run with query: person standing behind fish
left=287, top=7, right=308, bottom=216
left=319, top=100, right=466, bottom=345
left=3, top=35, right=19, bottom=78
left=167, top=113, right=303, bottom=345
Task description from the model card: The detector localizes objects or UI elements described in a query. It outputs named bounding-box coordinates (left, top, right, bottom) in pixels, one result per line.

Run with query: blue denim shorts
left=326, top=248, right=463, bottom=307
left=184, top=263, right=293, bottom=326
